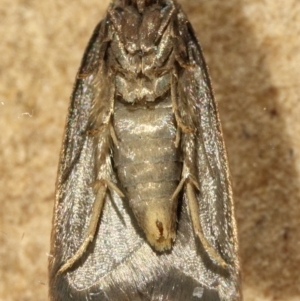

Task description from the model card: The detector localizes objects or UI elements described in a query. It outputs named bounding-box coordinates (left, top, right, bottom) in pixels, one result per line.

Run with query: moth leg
left=171, top=174, right=198, bottom=200
left=106, top=178, right=124, bottom=198
left=186, top=182, right=228, bottom=269
left=57, top=181, right=107, bottom=275
left=109, top=123, right=119, bottom=147
left=174, top=127, right=181, bottom=148
left=171, top=19, right=195, bottom=69
left=174, top=53, right=195, bottom=69
left=171, top=75, right=194, bottom=134
left=57, top=178, right=124, bottom=275
left=171, top=177, right=227, bottom=269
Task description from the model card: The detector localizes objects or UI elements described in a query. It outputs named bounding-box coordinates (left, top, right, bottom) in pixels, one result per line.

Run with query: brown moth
left=49, top=0, right=241, bottom=300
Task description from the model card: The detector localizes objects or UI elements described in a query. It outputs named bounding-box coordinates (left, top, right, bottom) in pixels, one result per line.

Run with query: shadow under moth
left=49, top=0, right=241, bottom=300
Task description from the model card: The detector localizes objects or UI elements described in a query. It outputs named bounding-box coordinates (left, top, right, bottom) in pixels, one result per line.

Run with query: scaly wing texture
left=49, top=18, right=144, bottom=300
left=176, top=8, right=241, bottom=301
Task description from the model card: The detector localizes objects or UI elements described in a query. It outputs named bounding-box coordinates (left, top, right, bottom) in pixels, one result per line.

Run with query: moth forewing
left=49, top=1, right=241, bottom=301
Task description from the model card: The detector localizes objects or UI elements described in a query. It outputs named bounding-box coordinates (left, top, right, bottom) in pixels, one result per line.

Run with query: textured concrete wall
left=1, top=1, right=299, bottom=300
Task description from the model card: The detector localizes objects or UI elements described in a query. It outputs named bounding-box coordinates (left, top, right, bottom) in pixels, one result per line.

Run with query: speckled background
left=1, top=1, right=299, bottom=301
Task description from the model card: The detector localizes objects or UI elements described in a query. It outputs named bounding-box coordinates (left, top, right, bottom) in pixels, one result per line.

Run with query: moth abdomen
left=113, top=97, right=182, bottom=250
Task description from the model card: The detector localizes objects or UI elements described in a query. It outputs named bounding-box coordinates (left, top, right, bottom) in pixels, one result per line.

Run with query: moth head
left=127, top=0, right=162, bottom=13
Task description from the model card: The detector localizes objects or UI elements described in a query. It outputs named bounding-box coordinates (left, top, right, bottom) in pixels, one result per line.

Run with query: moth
left=49, top=0, right=241, bottom=300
